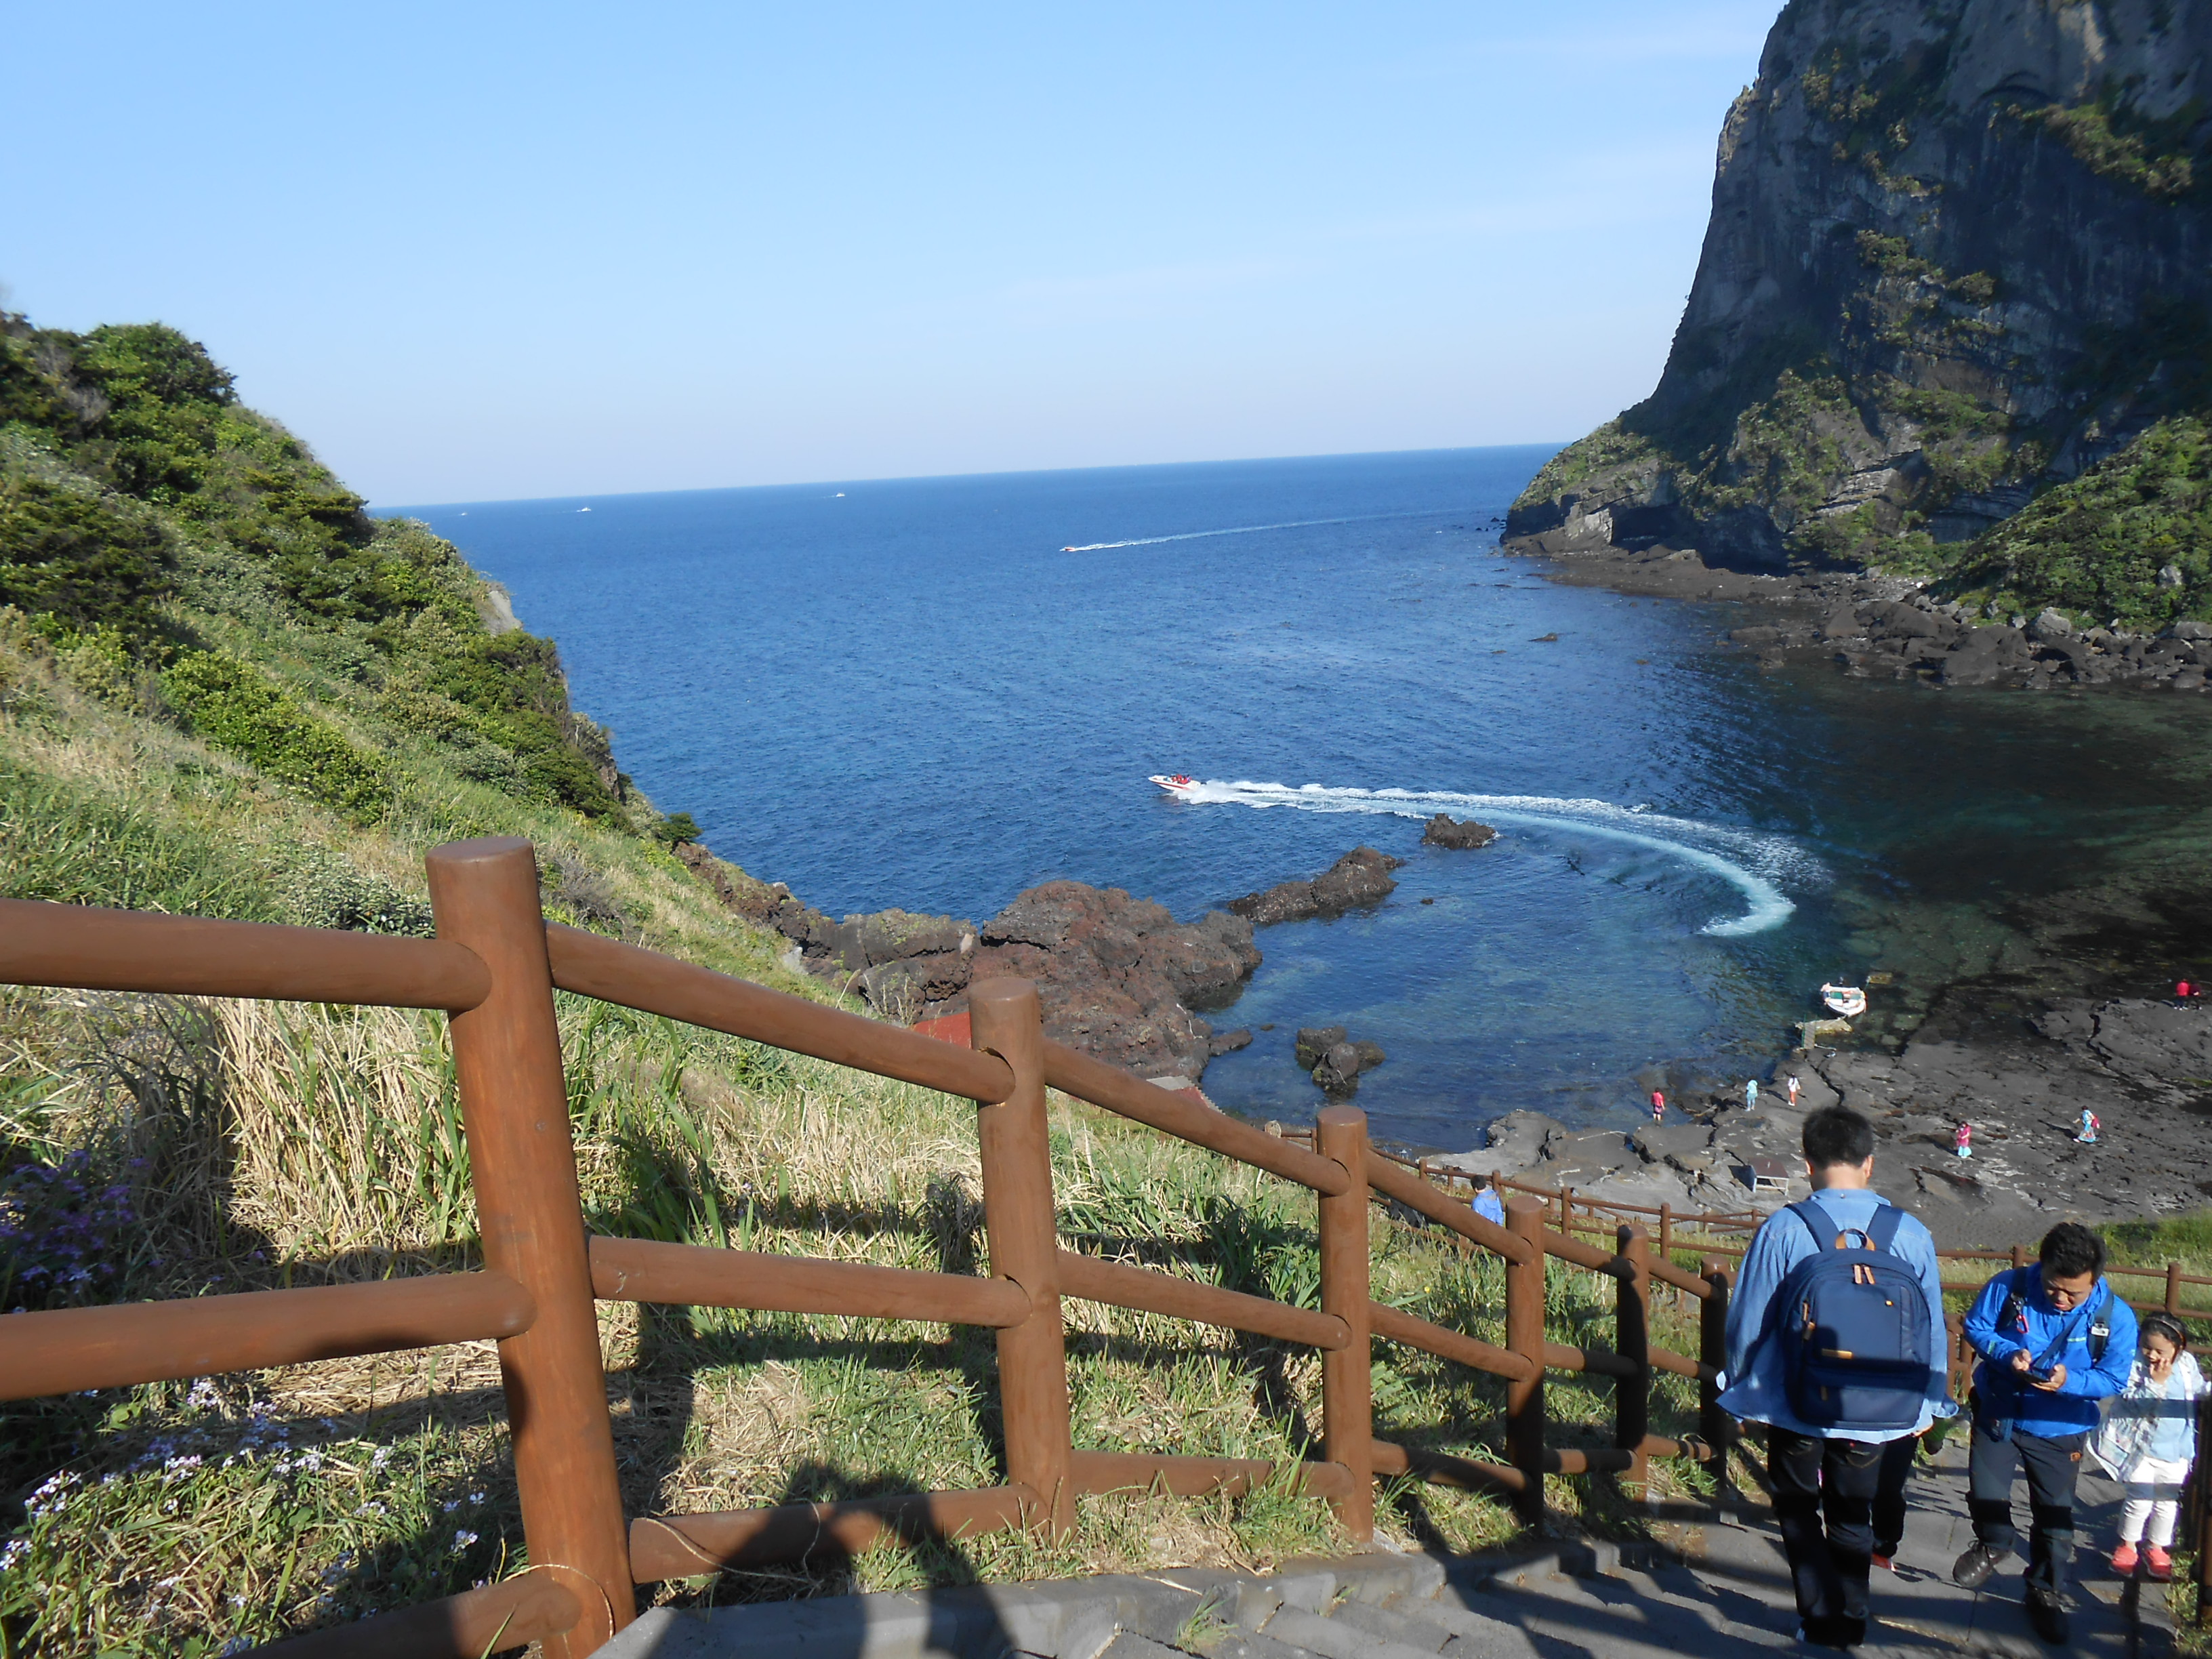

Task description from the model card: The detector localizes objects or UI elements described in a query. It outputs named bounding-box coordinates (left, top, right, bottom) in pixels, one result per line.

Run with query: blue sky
left=3, top=3, right=1776, bottom=506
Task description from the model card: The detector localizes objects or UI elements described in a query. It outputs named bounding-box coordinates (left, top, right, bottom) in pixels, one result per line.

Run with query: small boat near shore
left=1820, top=982, right=1868, bottom=1018
left=1149, top=773, right=1199, bottom=796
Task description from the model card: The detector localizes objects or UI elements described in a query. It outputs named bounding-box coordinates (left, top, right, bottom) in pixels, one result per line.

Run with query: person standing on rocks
left=1719, top=1105, right=1950, bottom=1650
left=2075, top=1108, right=2100, bottom=1145
left=1746, top=1078, right=1760, bottom=1112
left=1954, top=1122, right=1973, bottom=1160
left=1952, top=1223, right=2137, bottom=1643
left=1788, top=1074, right=1802, bottom=1108
left=1651, top=1088, right=1666, bottom=1124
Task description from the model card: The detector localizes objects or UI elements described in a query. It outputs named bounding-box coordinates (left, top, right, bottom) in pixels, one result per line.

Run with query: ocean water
left=394, top=450, right=2212, bottom=1151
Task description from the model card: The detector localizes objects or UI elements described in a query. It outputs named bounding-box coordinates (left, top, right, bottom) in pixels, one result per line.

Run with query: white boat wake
left=1169, top=779, right=1805, bottom=937
left=1062, top=508, right=1454, bottom=552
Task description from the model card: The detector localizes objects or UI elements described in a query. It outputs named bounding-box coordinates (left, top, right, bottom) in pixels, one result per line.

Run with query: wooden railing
left=1, top=836, right=2206, bottom=1650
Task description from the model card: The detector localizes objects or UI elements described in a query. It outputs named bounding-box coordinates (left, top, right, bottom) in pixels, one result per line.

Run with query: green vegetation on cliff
left=1940, top=414, right=2212, bottom=624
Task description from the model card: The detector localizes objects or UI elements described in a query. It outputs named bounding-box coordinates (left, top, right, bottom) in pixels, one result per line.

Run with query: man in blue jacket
left=1721, top=1107, right=1950, bottom=1650
left=1954, top=1222, right=2136, bottom=1643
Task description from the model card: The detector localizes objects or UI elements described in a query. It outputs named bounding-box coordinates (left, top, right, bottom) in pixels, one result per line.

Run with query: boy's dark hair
left=1802, top=1105, right=1875, bottom=1169
left=2040, top=1221, right=2106, bottom=1279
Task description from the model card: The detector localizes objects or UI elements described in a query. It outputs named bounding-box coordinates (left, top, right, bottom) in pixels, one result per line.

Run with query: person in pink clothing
left=1651, top=1089, right=1666, bottom=1124
left=1954, top=1122, right=1973, bottom=1159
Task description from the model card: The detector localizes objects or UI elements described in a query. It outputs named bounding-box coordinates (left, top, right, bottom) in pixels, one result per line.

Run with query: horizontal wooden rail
left=0, top=1273, right=535, bottom=1401
left=1370, top=1300, right=1532, bottom=1381
left=240, top=1573, right=581, bottom=1658
left=1543, top=1340, right=1639, bottom=1380
left=1547, top=1444, right=1637, bottom=1475
left=0, top=897, right=491, bottom=1010
left=544, top=923, right=1016, bottom=1103
left=630, top=1486, right=1037, bottom=1580
left=589, top=1235, right=1029, bottom=1328
left=1058, top=1250, right=1351, bottom=1349
left=1648, top=1256, right=1713, bottom=1298
left=1370, top=1437, right=1525, bottom=1494
left=1364, top=1153, right=1536, bottom=1264
left=1042, top=1040, right=1351, bottom=1193
left=1542, top=1227, right=1631, bottom=1278
left=1651, top=1345, right=1718, bottom=1384
left=1069, top=1448, right=1357, bottom=1500
left=1639, top=1432, right=1714, bottom=1462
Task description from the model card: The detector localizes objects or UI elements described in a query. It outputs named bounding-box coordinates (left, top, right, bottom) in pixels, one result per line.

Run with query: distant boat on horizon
left=577, top=506, right=592, bottom=512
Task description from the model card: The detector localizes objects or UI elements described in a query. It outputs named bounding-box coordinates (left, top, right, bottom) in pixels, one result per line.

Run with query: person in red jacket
left=1650, top=1088, right=1666, bottom=1124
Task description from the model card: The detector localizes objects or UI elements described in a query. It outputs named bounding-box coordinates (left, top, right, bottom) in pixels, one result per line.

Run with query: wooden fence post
left=1616, top=1225, right=1651, bottom=1496
left=1316, top=1105, right=1375, bottom=1541
left=425, top=838, right=633, bottom=1652
left=968, top=978, right=1074, bottom=1534
left=1700, top=1255, right=1734, bottom=1507
left=1505, top=1195, right=1548, bottom=1524
left=2193, top=1389, right=2212, bottom=1626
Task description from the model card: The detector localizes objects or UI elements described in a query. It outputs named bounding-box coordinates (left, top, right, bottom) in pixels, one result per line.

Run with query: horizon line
left=371, top=438, right=1567, bottom=516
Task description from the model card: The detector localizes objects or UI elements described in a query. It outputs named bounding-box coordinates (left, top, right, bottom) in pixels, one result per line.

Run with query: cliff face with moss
left=1507, top=0, right=2212, bottom=627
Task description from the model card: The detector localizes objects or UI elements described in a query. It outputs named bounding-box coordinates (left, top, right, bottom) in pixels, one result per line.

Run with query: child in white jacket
left=2089, top=1311, right=2205, bottom=1580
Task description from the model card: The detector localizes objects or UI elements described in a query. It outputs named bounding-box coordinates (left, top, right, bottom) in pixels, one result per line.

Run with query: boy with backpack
left=1953, top=1222, right=2137, bottom=1643
left=1720, top=1106, right=1950, bottom=1650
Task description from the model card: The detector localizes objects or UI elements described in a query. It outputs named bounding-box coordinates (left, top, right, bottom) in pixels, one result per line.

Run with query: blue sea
left=392, top=449, right=2212, bottom=1151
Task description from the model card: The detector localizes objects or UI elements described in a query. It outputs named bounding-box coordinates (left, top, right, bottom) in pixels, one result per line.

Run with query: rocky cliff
left=1509, top=0, right=2212, bottom=628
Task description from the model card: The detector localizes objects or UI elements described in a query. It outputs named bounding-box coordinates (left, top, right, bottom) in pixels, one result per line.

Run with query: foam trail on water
left=1062, top=509, right=1454, bottom=552
left=1175, top=780, right=1804, bottom=937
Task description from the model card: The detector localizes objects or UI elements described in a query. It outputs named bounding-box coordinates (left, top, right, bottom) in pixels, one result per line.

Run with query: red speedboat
left=1149, top=773, right=1199, bottom=795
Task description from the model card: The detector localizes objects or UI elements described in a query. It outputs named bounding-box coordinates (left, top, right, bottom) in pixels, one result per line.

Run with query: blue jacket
left=1963, top=1265, right=2137, bottom=1439
left=1718, top=1187, right=1951, bottom=1441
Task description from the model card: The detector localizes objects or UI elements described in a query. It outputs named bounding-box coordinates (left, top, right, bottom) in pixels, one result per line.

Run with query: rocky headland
left=1507, top=0, right=2212, bottom=645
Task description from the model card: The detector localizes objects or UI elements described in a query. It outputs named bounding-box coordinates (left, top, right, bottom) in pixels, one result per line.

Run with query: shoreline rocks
left=1421, top=995, right=2212, bottom=1248
left=1499, top=539, right=2212, bottom=694
left=1227, top=846, right=1402, bottom=926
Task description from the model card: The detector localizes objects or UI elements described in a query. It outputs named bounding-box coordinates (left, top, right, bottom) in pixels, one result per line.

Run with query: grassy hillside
left=0, top=316, right=1720, bottom=1653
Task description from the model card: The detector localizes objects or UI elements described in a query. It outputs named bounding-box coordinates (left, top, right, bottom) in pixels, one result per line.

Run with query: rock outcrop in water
left=1421, top=814, right=1496, bottom=849
left=1506, top=0, right=2212, bottom=634
left=1226, top=846, right=1402, bottom=926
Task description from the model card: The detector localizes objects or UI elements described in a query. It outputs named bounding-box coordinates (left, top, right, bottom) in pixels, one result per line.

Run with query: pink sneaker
left=2146, top=1544, right=2173, bottom=1581
left=2112, top=1542, right=2139, bottom=1576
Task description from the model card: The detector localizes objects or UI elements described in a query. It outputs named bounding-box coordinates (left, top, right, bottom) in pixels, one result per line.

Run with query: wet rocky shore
left=1419, top=994, right=2212, bottom=1248
left=1502, top=538, right=2212, bottom=693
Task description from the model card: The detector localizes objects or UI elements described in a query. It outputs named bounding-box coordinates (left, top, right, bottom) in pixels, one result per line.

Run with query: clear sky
left=3, top=3, right=1777, bottom=506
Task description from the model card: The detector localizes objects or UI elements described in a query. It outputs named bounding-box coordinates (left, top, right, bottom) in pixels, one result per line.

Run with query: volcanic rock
left=1294, top=1026, right=1349, bottom=1069
left=1421, top=813, right=1497, bottom=849
left=1228, top=846, right=1403, bottom=926
left=1313, top=1042, right=1365, bottom=1097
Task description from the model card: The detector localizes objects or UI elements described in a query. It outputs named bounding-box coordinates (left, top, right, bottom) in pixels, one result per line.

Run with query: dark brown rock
left=1229, top=846, right=1402, bottom=925
left=1294, top=1026, right=1348, bottom=1069
left=1421, top=813, right=1497, bottom=849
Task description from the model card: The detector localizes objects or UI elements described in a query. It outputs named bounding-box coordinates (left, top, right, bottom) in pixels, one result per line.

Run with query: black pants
left=1968, top=1422, right=2085, bottom=1597
left=1872, top=1433, right=1917, bottom=1555
left=1769, top=1427, right=1886, bottom=1647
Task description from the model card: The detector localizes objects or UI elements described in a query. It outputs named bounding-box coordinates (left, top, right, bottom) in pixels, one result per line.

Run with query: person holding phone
left=1953, top=1223, right=2137, bottom=1643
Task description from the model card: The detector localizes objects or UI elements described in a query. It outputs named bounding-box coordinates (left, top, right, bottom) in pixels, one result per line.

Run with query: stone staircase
left=600, top=1440, right=2179, bottom=1659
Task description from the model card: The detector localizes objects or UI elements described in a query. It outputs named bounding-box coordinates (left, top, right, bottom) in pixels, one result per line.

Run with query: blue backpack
left=1774, top=1200, right=1935, bottom=1433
